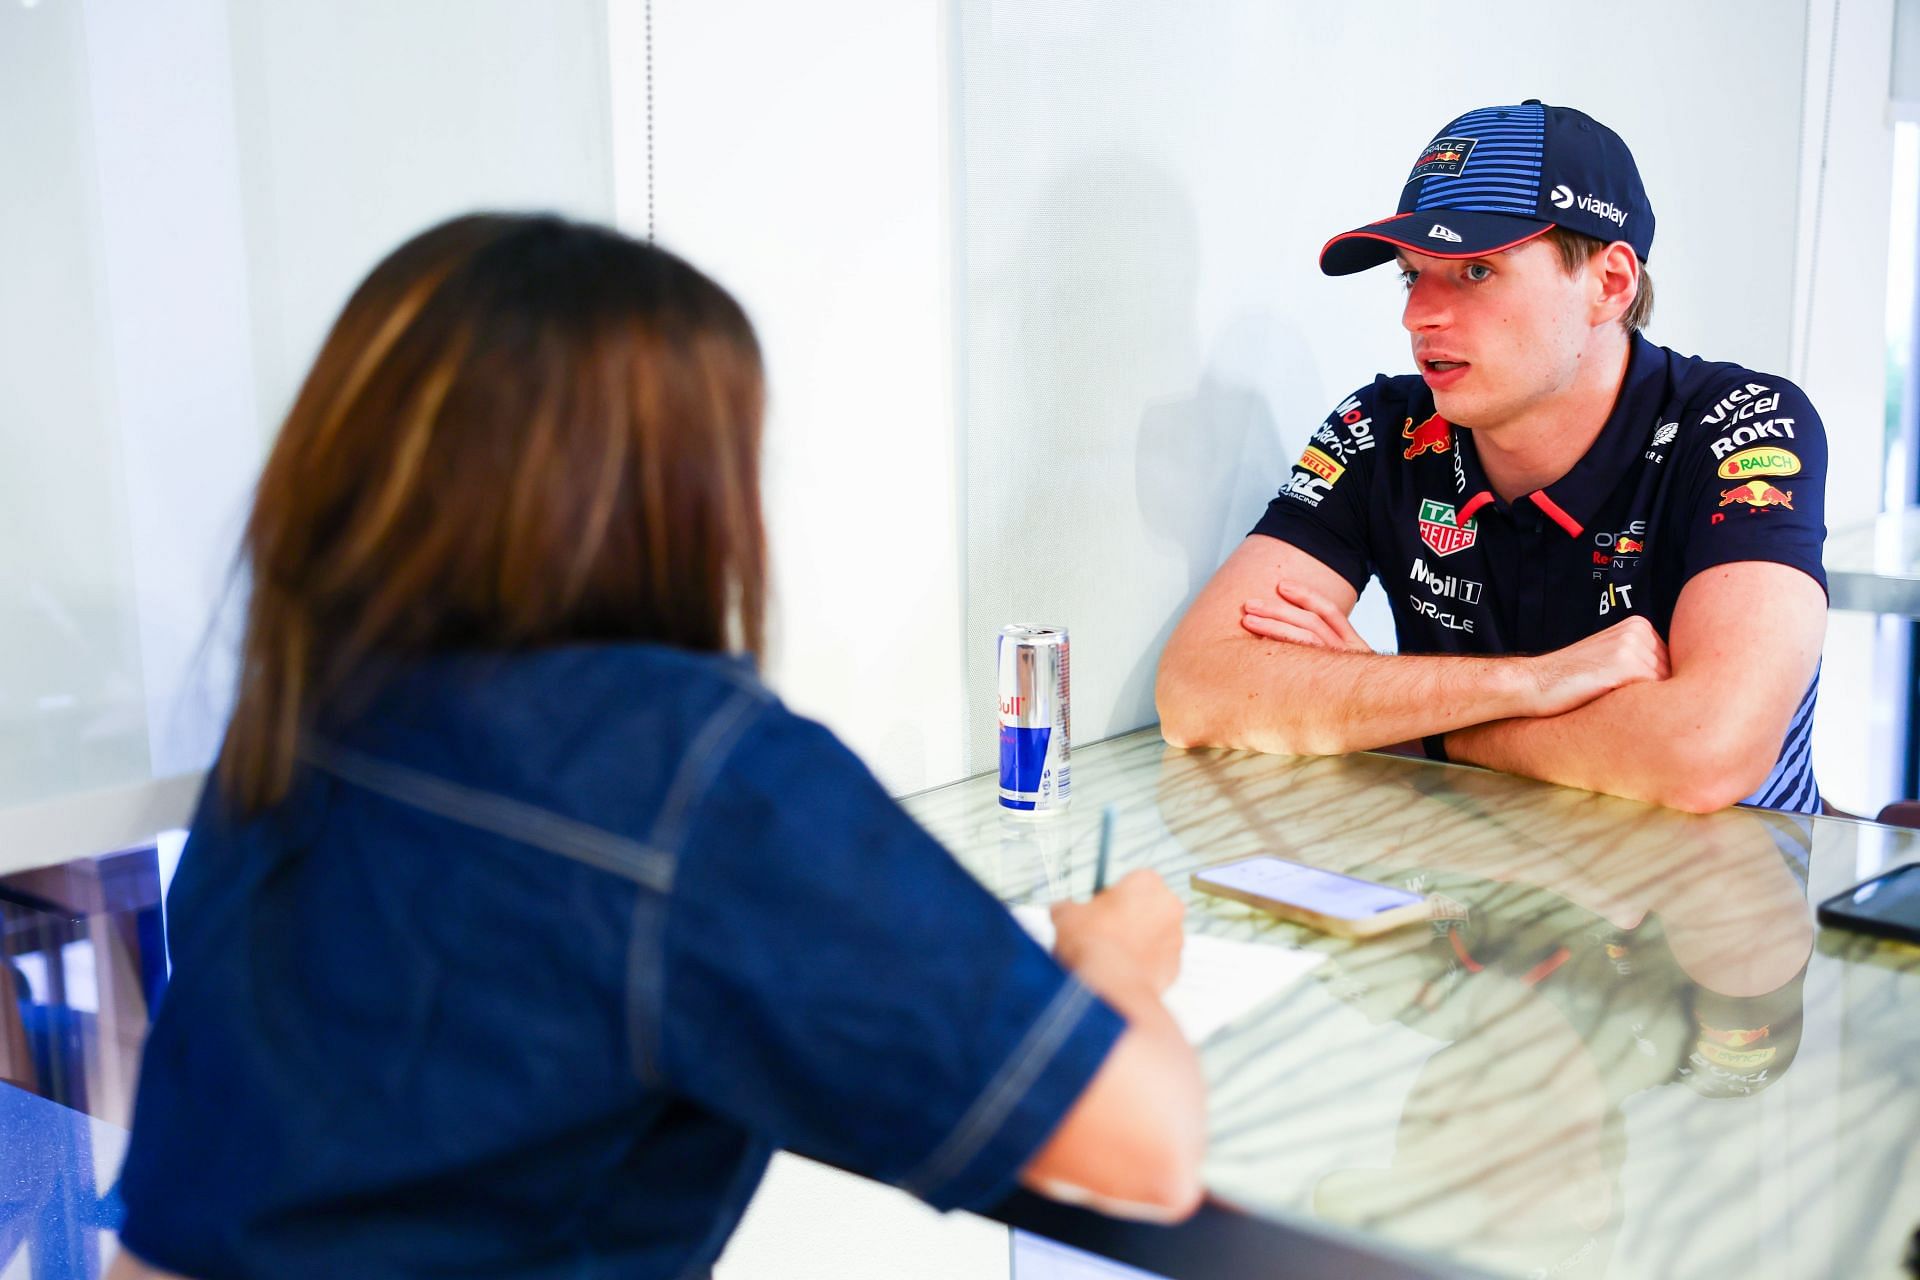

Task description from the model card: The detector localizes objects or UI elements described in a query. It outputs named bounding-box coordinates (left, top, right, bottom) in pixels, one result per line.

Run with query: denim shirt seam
left=897, top=974, right=1099, bottom=1201
left=629, top=686, right=776, bottom=1085
left=300, top=739, right=676, bottom=892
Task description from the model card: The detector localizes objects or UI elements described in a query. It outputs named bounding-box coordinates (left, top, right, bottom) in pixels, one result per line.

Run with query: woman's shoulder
left=314, top=643, right=797, bottom=854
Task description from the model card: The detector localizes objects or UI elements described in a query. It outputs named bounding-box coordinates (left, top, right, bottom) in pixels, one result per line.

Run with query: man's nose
left=1402, top=275, right=1448, bottom=333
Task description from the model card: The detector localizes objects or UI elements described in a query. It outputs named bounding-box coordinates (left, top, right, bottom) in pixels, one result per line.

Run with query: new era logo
left=1428, top=224, right=1462, bottom=243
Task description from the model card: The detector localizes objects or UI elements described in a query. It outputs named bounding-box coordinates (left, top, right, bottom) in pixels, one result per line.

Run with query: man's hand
left=1051, top=869, right=1185, bottom=996
left=1241, top=581, right=1373, bottom=653
left=1517, top=616, right=1670, bottom=718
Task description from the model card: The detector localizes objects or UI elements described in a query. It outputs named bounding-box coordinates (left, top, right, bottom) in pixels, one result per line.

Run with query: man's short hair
left=1544, top=226, right=1654, bottom=334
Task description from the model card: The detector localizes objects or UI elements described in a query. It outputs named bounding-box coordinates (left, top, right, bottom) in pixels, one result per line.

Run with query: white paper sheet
left=1011, top=905, right=1324, bottom=1045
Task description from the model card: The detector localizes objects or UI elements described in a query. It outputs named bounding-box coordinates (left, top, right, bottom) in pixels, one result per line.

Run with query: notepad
left=1011, top=905, right=1325, bottom=1045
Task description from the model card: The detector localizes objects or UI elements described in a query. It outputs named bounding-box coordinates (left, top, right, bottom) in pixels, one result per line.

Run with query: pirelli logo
left=1299, top=446, right=1345, bottom=485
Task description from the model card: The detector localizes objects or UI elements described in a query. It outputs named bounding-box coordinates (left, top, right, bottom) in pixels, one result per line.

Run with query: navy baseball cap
left=1320, top=100, right=1655, bottom=276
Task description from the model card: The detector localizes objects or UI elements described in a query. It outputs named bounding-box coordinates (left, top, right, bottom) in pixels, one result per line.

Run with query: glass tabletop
left=903, top=730, right=1920, bottom=1280
left=1827, top=505, right=1920, bottom=614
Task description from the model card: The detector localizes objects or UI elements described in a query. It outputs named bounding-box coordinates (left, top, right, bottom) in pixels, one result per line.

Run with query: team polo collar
left=1456, top=335, right=1667, bottom=538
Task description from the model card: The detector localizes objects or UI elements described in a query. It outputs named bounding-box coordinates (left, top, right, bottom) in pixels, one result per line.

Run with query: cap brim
left=1319, top=211, right=1554, bottom=276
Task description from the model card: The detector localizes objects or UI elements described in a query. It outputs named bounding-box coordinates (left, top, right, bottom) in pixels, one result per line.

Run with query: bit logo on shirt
left=1416, top=498, right=1477, bottom=557
left=1597, top=582, right=1636, bottom=616
left=1402, top=413, right=1450, bottom=460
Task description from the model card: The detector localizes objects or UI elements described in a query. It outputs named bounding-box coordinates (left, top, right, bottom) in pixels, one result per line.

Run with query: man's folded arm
left=1155, top=535, right=1555, bottom=754
left=1441, top=561, right=1826, bottom=813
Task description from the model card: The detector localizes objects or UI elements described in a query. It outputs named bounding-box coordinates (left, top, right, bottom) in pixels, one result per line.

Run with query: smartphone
left=1191, top=855, right=1430, bottom=939
left=1816, top=862, right=1920, bottom=946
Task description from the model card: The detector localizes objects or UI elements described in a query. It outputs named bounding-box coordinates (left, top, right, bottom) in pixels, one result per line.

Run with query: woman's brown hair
left=221, top=213, right=766, bottom=814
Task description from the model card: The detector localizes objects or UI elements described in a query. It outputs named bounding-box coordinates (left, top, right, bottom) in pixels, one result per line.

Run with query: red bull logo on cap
left=1719, top=480, right=1793, bottom=510
left=1402, top=413, right=1451, bottom=460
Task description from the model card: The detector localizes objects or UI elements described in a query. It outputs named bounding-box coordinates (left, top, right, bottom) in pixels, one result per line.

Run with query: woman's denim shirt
left=117, top=644, right=1121, bottom=1279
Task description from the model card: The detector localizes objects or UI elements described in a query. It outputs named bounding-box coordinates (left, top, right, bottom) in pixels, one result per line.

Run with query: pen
left=1093, top=804, right=1116, bottom=895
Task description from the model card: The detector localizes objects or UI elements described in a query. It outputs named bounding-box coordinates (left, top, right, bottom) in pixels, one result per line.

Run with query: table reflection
left=907, top=731, right=1920, bottom=1279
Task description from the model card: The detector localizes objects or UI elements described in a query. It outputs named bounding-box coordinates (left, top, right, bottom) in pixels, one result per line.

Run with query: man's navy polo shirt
left=116, top=645, right=1123, bottom=1279
left=1253, top=334, right=1828, bottom=813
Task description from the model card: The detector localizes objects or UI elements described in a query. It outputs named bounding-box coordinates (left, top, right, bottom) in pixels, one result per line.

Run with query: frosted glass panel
left=0, top=0, right=613, bottom=811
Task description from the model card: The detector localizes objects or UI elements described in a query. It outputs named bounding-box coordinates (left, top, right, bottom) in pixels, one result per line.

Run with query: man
left=1156, top=101, right=1827, bottom=814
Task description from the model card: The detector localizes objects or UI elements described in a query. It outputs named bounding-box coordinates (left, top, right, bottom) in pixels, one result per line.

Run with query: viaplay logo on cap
left=1409, top=136, right=1477, bottom=180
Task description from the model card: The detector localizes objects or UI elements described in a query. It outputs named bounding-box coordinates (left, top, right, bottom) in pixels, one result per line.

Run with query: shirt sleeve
left=1248, top=380, right=1392, bottom=594
left=653, top=703, right=1126, bottom=1213
left=1673, top=375, right=1828, bottom=595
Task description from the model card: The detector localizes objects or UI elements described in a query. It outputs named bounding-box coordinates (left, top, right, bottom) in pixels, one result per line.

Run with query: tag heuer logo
left=1417, top=498, right=1478, bottom=557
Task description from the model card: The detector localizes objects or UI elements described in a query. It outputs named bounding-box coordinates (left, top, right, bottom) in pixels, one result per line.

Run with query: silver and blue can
left=998, top=624, right=1070, bottom=813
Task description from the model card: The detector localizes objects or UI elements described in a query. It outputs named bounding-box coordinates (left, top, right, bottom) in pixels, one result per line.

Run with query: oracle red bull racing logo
left=1409, top=136, right=1477, bottom=179
left=1719, top=480, right=1793, bottom=510
left=1416, top=498, right=1477, bottom=557
left=1402, top=413, right=1451, bottom=460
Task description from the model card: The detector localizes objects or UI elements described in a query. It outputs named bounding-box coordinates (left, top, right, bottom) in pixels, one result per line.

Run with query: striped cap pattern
left=1408, top=104, right=1545, bottom=217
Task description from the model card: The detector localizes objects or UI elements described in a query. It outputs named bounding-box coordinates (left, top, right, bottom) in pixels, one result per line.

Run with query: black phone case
left=1816, top=864, right=1920, bottom=946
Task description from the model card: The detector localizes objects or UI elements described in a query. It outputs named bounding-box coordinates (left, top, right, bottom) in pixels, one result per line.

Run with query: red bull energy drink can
left=998, top=625, right=1070, bottom=813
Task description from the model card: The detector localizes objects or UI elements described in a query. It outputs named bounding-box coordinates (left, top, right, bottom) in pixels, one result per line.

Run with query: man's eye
left=1465, top=263, right=1493, bottom=282
left=1398, top=269, right=1418, bottom=289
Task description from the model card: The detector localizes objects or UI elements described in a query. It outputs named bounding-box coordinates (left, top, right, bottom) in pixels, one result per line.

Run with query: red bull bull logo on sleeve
left=1401, top=413, right=1451, bottom=460
left=1719, top=480, right=1793, bottom=510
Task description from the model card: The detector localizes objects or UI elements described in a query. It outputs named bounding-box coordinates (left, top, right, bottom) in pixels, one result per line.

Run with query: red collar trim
left=1529, top=490, right=1585, bottom=537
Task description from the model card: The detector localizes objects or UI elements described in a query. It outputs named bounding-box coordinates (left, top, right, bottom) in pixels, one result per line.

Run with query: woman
left=109, top=214, right=1203, bottom=1279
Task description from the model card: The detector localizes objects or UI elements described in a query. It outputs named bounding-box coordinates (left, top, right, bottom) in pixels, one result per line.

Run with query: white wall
left=610, top=0, right=967, bottom=795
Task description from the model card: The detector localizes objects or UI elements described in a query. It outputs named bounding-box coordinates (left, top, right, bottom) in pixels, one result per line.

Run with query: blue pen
left=1093, top=804, right=1116, bottom=895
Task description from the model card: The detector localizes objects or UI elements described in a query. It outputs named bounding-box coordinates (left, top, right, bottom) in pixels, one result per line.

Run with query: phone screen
left=1823, top=863, right=1920, bottom=936
left=1196, top=856, right=1423, bottom=921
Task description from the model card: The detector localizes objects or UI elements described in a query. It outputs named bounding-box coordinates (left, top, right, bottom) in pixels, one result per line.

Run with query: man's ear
left=1592, top=242, right=1639, bottom=327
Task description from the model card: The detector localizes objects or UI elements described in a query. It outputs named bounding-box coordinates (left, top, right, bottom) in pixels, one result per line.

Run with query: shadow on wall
left=1119, top=315, right=1322, bottom=731
left=963, top=156, right=1322, bottom=769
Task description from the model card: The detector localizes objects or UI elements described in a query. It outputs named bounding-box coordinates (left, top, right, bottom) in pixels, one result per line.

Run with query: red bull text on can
left=998, top=625, right=1071, bottom=813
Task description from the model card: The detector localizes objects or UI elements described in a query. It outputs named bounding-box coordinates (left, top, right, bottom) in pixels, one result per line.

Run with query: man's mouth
left=1423, top=359, right=1468, bottom=372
